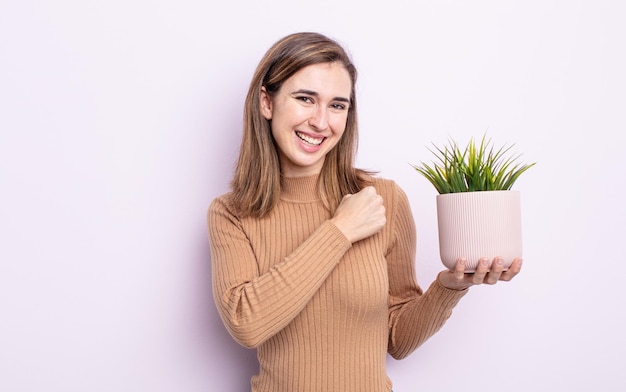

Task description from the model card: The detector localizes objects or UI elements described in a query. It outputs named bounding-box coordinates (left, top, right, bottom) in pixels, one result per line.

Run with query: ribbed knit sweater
left=208, top=174, right=467, bottom=392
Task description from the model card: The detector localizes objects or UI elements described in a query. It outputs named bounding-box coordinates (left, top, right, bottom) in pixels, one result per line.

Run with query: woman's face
left=260, top=62, right=352, bottom=177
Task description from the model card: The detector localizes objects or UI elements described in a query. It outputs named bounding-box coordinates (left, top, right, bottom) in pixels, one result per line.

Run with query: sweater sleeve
left=207, top=196, right=352, bottom=348
left=386, top=184, right=468, bottom=360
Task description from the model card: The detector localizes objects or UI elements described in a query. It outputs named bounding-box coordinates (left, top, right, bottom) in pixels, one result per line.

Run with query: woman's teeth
left=296, top=131, right=324, bottom=146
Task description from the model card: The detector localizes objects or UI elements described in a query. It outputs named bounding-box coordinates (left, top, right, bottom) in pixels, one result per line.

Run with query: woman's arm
left=386, top=185, right=468, bottom=359
left=208, top=197, right=351, bottom=348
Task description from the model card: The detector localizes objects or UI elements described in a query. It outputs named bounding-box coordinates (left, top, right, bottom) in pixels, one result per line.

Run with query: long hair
left=229, top=32, right=370, bottom=217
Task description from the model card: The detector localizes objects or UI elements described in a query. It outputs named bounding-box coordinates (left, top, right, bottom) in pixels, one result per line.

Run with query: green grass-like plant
left=412, top=135, right=535, bottom=194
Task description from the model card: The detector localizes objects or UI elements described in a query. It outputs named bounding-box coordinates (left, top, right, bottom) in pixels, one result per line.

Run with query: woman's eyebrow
left=291, top=89, right=350, bottom=103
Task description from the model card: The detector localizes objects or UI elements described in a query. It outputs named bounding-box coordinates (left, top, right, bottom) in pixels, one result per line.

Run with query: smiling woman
left=227, top=32, right=365, bottom=218
left=206, top=31, right=521, bottom=392
left=260, top=62, right=352, bottom=177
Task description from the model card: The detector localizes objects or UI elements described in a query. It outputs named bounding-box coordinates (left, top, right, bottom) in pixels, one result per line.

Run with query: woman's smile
left=260, top=62, right=352, bottom=177
left=295, top=131, right=325, bottom=147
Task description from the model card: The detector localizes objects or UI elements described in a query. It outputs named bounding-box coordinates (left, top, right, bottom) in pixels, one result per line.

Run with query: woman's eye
left=331, top=103, right=346, bottom=110
left=297, top=96, right=313, bottom=103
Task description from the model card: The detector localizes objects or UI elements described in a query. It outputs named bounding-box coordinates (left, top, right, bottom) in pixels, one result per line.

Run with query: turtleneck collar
left=280, top=174, right=321, bottom=202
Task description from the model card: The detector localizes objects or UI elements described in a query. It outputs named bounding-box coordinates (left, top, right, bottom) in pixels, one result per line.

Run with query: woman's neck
left=280, top=174, right=321, bottom=202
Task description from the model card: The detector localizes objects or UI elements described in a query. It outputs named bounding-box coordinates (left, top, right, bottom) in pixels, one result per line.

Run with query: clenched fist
left=330, top=186, right=386, bottom=243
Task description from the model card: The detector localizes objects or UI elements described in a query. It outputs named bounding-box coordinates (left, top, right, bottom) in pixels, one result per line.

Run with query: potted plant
left=412, top=135, right=535, bottom=272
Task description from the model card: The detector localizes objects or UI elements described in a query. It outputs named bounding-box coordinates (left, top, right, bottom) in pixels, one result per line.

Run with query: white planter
left=436, top=190, right=523, bottom=272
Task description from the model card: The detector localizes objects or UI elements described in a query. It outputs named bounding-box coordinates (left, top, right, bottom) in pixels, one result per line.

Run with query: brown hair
left=229, top=32, right=370, bottom=217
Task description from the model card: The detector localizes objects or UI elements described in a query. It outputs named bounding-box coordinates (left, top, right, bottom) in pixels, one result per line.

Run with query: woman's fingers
left=472, top=258, right=490, bottom=284
left=485, top=257, right=505, bottom=284
left=499, top=258, right=523, bottom=282
left=453, top=258, right=467, bottom=281
left=439, top=257, right=522, bottom=290
left=331, top=186, right=386, bottom=243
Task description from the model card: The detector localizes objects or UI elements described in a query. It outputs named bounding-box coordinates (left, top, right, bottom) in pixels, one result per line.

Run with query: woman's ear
left=260, top=86, right=273, bottom=120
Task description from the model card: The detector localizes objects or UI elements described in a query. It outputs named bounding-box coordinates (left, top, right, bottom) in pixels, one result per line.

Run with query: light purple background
left=2, top=1, right=624, bottom=391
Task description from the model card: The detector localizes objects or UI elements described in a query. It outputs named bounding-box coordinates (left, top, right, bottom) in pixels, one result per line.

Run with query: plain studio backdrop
left=1, top=0, right=624, bottom=391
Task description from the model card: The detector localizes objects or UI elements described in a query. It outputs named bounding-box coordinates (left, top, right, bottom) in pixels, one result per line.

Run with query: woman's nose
left=308, top=105, right=328, bottom=131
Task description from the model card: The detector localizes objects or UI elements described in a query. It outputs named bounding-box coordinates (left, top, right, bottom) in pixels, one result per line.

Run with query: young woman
left=207, top=32, right=522, bottom=392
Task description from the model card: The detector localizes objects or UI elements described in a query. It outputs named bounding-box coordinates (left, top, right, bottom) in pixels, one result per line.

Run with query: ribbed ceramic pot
left=436, top=190, right=522, bottom=272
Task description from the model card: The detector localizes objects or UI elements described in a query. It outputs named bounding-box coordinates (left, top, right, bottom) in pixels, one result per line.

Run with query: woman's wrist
left=436, top=271, right=470, bottom=291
